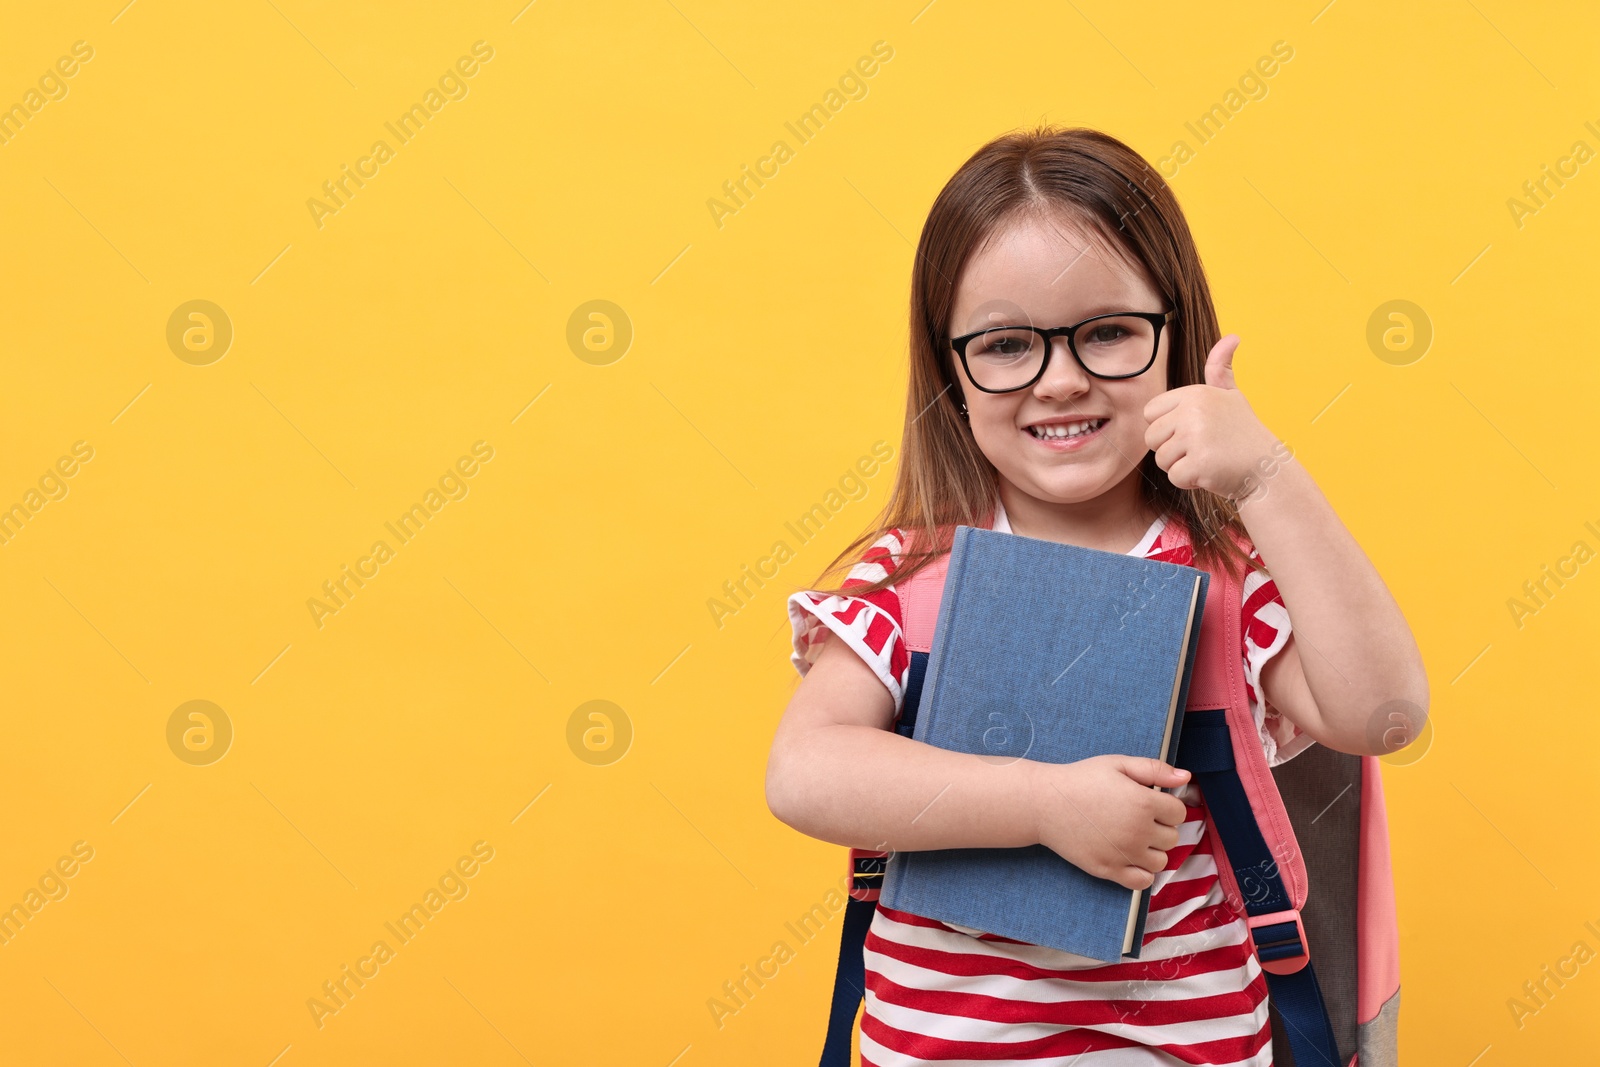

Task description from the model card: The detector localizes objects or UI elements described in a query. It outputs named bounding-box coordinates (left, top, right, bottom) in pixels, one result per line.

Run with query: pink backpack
left=818, top=519, right=1401, bottom=1067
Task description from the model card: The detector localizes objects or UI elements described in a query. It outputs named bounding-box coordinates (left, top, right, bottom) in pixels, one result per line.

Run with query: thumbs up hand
left=1142, top=335, right=1288, bottom=505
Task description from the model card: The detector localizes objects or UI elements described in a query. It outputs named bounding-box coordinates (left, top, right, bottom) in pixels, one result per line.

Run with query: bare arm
left=1241, top=456, right=1430, bottom=757
left=766, top=632, right=1191, bottom=889
left=765, top=633, right=1043, bottom=853
left=1141, top=333, right=1429, bottom=760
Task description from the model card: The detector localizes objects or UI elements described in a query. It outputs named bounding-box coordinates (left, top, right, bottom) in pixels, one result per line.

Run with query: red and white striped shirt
left=787, top=504, right=1310, bottom=1066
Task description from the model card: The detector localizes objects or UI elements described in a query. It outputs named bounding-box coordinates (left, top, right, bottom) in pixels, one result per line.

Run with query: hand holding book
left=1028, top=755, right=1192, bottom=891
left=879, top=525, right=1210, bottom=960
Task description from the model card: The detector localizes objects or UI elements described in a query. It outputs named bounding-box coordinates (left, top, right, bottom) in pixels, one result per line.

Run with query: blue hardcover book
left=880, top=524, right=1208, bottom=962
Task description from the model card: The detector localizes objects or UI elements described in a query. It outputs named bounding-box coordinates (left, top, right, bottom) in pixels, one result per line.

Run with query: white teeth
left=1029, top=418, right=1105, bottom=439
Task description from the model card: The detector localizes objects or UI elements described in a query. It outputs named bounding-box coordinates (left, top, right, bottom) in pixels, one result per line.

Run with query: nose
left=1032, top=336, right=1092, bottom=401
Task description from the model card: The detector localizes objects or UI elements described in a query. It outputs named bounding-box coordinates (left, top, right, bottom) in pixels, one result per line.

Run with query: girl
left=765, top=126, right=1428, bottom=1066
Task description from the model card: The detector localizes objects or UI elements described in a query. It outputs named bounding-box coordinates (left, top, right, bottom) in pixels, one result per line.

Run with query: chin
left=1017, top=473, right=1114, bottom=505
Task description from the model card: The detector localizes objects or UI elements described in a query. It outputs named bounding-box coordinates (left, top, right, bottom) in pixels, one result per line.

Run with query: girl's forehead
left=953, top=217, right=1155, bottom=325
left=969, top=214, right=1142, bottom=281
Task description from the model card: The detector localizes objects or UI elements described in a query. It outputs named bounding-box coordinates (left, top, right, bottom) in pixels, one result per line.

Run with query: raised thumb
left=1205, top=334, right=1240, bottom=390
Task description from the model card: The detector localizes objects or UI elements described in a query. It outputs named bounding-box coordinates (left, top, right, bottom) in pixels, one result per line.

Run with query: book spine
left=1161, top=574, right=1206, bottom=768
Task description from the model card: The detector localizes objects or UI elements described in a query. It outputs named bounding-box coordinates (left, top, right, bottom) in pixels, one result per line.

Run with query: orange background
left=0, top=2, right=1595, bottom=1064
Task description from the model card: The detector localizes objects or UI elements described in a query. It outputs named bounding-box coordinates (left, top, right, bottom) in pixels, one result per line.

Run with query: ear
left=1205, top=334, right=1240, bottom=390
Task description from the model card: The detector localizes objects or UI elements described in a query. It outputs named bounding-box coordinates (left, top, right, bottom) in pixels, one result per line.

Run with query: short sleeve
left=1241, top=550, right=1314, bottom=767
left=787, top=529, right=911, bottom=715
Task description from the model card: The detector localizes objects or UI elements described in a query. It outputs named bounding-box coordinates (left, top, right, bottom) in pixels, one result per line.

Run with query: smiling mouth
left=1025, top=417, right=1107, bottom=440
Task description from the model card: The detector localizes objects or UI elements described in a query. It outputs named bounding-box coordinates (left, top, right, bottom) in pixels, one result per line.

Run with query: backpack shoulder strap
left=819, top=538, right=954, bottom=1067
left=1179, top=523, right=1311, bottom=913
left=892, top=545, right=952, bottom=742
left=898, top=547, right=952, bottom=654
left=1167, top=517, right=1347, bottom=1067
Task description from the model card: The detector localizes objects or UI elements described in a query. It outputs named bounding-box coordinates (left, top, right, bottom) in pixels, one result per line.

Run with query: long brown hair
left=807, top=125, right=1264, bottom=599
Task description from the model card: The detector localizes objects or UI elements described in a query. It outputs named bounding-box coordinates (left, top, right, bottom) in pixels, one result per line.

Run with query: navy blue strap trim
left=819, top=893, right=876, bottom=1067
left=1175, top=710, right=1291, bottom=914
left=895, top=650, right=928, bottom=739
left=1265, top=963, right=1344, bottom=1066
left=1175, top=709, right=1342, bottom=1066
left=819, top=649, right=925, bottom=1064
left=1171, top=708, right=1234, bottom=774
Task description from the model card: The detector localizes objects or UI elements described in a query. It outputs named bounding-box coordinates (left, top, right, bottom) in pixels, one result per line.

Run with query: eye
left=978, top=337, right=1027, bottom=356
left=1083, top=323, right=1131, bottom=345
left=969, top=328, right=1036, bottom=360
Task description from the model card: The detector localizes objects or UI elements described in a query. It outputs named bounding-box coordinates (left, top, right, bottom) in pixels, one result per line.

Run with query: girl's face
left=947, top=214, right=1172, bottom=513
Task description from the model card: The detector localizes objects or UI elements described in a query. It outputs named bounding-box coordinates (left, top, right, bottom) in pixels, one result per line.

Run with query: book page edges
left=1121, top=573, right=1206, bottom=955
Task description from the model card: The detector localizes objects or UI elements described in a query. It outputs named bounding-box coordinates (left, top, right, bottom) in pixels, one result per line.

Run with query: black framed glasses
left=950, top=309, right=1179, bottom=392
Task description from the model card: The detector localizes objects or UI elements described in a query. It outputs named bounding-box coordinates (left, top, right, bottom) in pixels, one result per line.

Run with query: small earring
left=958, top=402, right=969, bottom=420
